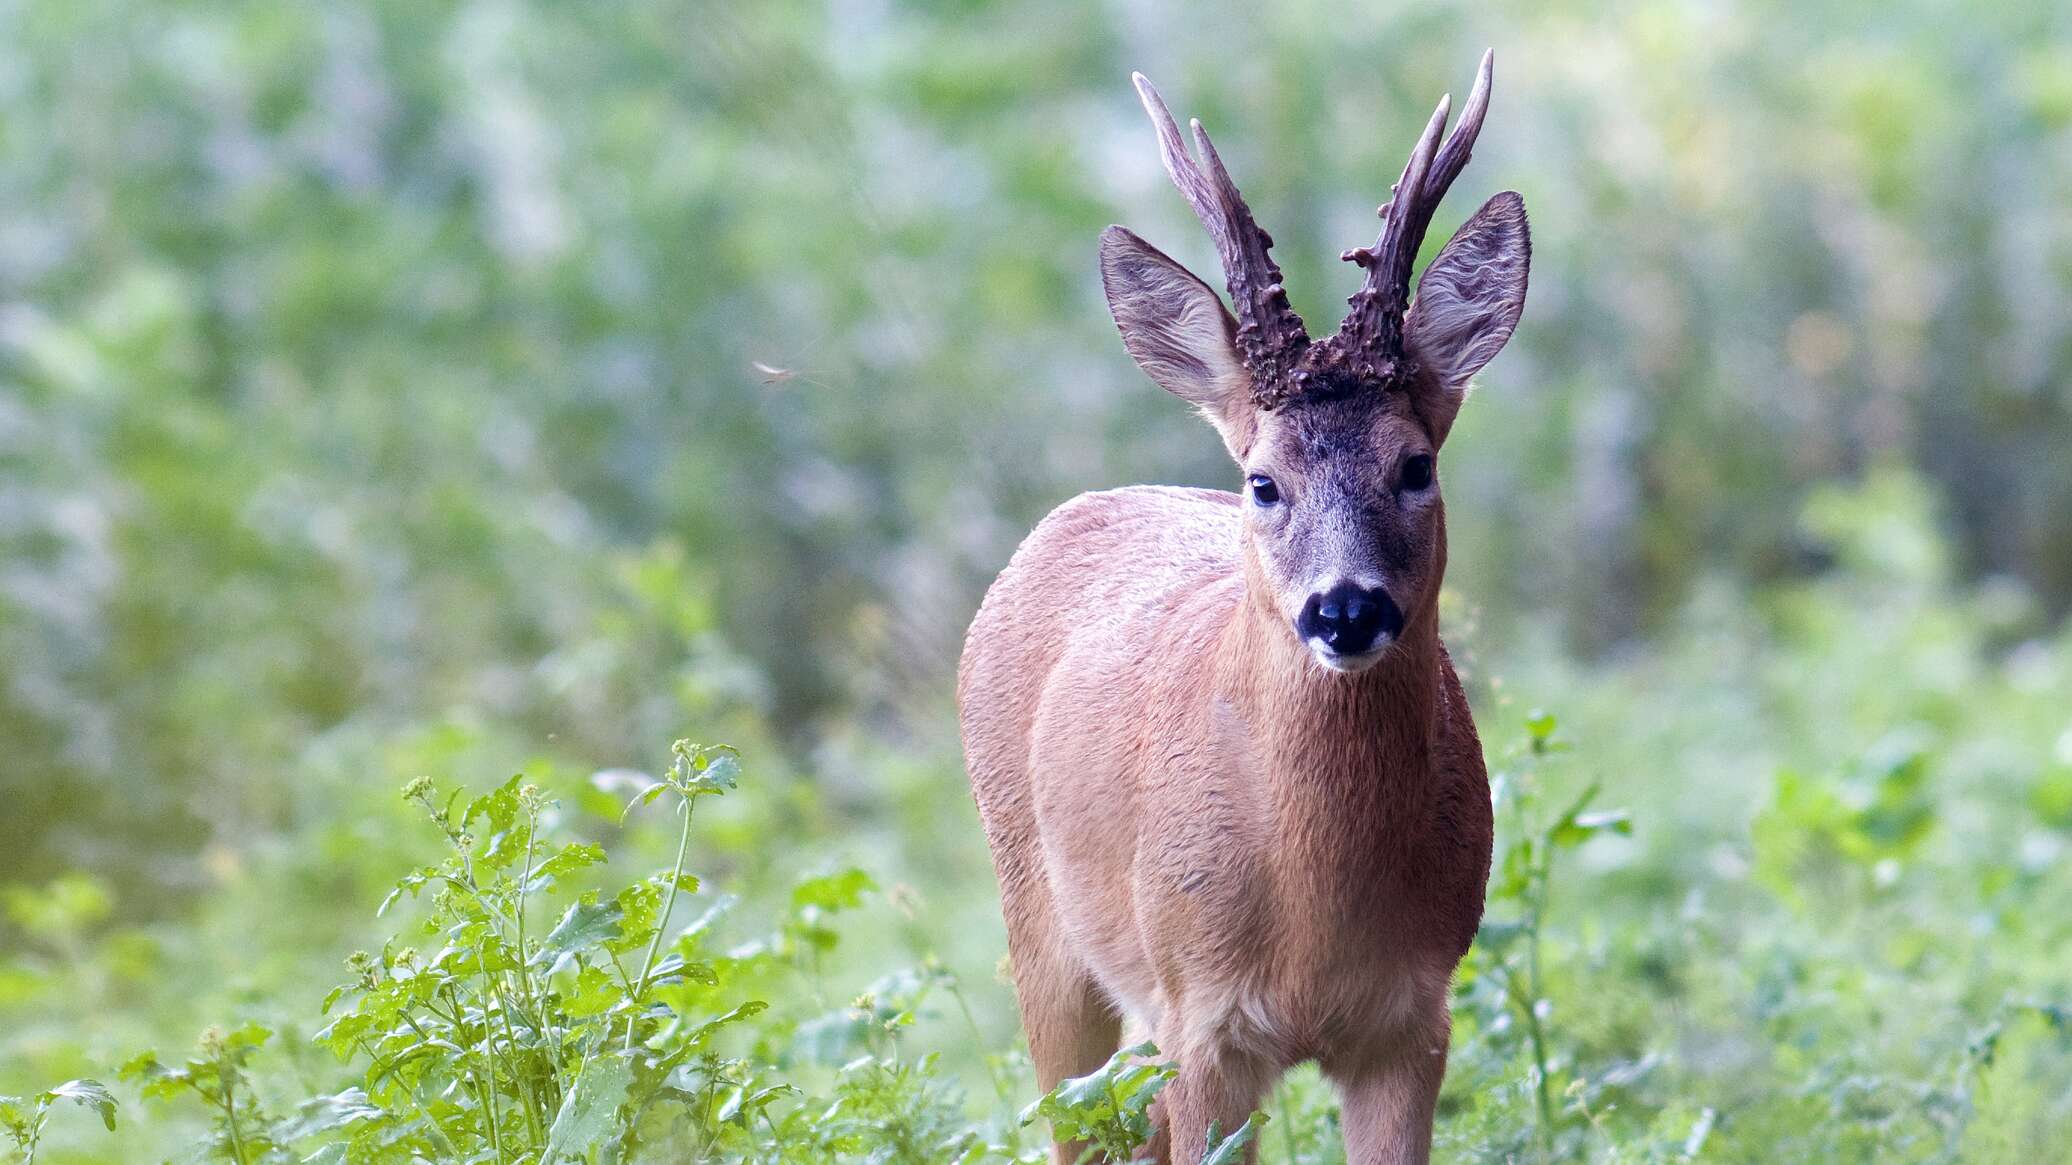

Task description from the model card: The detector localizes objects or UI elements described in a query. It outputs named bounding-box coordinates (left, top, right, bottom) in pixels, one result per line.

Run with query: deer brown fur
left=959, top=52, right=1528, bottom=1164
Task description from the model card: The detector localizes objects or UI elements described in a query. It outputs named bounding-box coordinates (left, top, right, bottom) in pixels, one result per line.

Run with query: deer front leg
left=1142, top=1038, right=1272, bottom=1164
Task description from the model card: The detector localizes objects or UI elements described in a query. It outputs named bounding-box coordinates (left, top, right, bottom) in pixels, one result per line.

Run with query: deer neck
left=1224, top=556, right=1444, bottom=824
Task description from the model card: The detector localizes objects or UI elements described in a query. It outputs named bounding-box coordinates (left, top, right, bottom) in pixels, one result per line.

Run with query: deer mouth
left=1306, top=639, right=1392, bottom=674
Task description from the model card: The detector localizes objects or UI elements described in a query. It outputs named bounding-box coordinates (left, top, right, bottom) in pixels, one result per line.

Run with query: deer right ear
left=1100, top=226, right=1250, bottom=432
left=1402, top=192, right=1530, bottom=442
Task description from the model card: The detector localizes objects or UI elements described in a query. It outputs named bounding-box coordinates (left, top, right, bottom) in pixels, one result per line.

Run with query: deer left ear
left=1404, top=191, right=1529, bottom=441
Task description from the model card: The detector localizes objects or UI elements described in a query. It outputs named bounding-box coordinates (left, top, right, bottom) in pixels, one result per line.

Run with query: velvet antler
left=1132, top=73, right=1313, bottom=407
left=1324, top=50, right=1495, bottom=383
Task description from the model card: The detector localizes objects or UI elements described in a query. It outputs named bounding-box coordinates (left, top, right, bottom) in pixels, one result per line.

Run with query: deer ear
left=1100, top=226, right=1250, bottom=429
left=1404, top=192, right=1529, bottom=438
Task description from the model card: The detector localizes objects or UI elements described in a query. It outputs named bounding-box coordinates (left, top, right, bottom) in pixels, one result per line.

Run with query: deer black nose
left=1297, top=582, right=1403, bottom=655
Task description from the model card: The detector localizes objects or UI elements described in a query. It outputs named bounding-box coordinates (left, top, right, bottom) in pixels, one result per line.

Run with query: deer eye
left=1400, top=455, right=1434, bottom=492
left=1246, top=474, right=1281, bottom=505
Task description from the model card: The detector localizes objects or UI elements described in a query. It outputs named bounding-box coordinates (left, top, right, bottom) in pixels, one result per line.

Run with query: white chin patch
left=1307, top=639, right=1388, bottom=674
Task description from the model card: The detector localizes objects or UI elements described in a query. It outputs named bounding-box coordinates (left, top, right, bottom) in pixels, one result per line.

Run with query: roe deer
left=958, top=51, right=1527, bottom=1164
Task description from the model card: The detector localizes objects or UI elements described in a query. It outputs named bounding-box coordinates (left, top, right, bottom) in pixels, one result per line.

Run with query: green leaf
left=610, top=879, right=663, bottom=956
left=224, top=1021, right=272, bottom=1052
left=665, top=742, right=741, bottom=800
left=1551, top=807, right=1633, bottom=848
left=1546, top=781, right=1623, bottom=849
left=622, top=781, right=673, bottom=821
left=43, top=1079, right=117, bottom=1132
left=693, top=752, right=741, bottom=795
left=528, top=842, right=607, bottom=891
left=534, top=897, right=625, bottom=969
left=790, top=868, right=874, bottom=912
left=275, top=1088, right=382, bottom=1141
left=1020, top=1041, right=1174, bottom=1153
left=543, top=1052, right=634, bottom=1163
left=377, top=868, right=436, bottom=917
left=682, top=1000, right=769, bottom=1050
left=116, top=1052, right=167, bottom=1084
left=464, top=774, right=524, bottom=837
left=562, top=965, right=622, bottom=1018
left=1199, top=1113, right=1266, bottom=1164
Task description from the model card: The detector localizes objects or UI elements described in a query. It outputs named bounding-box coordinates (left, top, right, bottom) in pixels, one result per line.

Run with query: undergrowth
left=9, top=741, right=1280, bottom=1163
left=12, top=475, right=2072, bottom=1161
left=10, top=695, right=2072, bottom=1162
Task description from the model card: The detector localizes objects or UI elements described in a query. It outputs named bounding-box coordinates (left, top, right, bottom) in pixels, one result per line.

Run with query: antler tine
left=1132, top=73, right=1207, bottom=208
left=1387, top=93, right=1452, bottom=256
left=1131, top=72, right=1310, bottom=401
left=1333, top=51, right=1497, bottom=377
left=1426, top=49, right=1493, bottom=213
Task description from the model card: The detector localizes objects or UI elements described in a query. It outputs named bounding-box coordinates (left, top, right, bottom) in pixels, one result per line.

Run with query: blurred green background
left=4, top=0, right=2072, bottom=1160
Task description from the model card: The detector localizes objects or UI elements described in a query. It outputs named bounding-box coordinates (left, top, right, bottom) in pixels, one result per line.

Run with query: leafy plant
left=1019, top=1042, right=1175, bottom=1163
left=0, top=1079, right=116, bottom=1165
left=1464, top=711, right=1632, bottom=1160
left=1017, top=1043, right=1272, bottom=1165
left=122, top=1023, right=279, bottom=1164
left=295, top=740, right=787, bottom=1163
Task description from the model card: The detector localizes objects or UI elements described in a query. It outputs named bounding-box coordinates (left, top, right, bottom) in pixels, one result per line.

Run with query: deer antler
left=1132, top=73, right=1312, bottom=407
left=1332, top=49, right=1495, bottom=382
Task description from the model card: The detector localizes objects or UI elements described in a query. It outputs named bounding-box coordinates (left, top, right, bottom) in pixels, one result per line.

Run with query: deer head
left=1101, top=51, right=1529, bottom=673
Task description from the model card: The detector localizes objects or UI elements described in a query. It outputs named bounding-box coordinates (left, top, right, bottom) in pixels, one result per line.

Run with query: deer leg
left=1327, top=1014, right=1450, bottom=1165
left=1143, top=1038, right=1272, bottom=1165
left=1002, top=901, right=1122, bottom=1163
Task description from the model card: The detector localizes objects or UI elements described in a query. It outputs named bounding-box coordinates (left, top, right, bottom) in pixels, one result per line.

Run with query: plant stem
left=445, top=984, right=508, bottom=1165
left=219, top=1086, right=250, bottom=1165
left=948, top=981, right=1012, bottom=1102
left=626, top=793, right=696, bottom=1050
left=515, top=807, right=537, bottom=967
left=1527, top=852, right=1556, bottom=1160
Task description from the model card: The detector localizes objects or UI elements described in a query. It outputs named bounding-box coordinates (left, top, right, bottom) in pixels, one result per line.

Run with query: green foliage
left=1462, top=712, right=1636, bottom=1159
left=121, top=1025, right=278, bottom=1164
left=7, top=0, right=2072, bottom=914
left=1198, top=1116, right=1268, bottom=1165
left=13, top=739, right=1357, bottom=1164
left=3, top=472, right=2072, bottom=1164
left=0, top=0, right=2068, bottom=1159
left=0, top=1080, right=115, bottom=1165
left=289, top=742, right=830, bottom=1163
left=1019, top=1043, right=1175, bottom=1163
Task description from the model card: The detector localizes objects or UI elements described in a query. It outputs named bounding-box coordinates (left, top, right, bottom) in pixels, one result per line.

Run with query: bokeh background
left=5, top=0, right=2072, bottom=1159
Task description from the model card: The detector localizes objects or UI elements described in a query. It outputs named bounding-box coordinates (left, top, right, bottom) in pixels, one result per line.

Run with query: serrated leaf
left=561, top=965, right=621, bottom=1018
left=693, top=752, right=741, bottom=794
left=543, top=1052, right=634, bottom=1163
left=225, top=1020, right=272, bottom=1052
left=44, top=1079, right=117, bottom=1131
left=534, top=897, right=624, bottom=967
left=378, top=868, right=436, bottom=918
left=527, top=842, right=607, bottom=892
left=1200, top=1113, right=1266, bottom=1164
left=467, top=775, right=530, bottom=870
left=275, top=1088, right=382, bottom=1141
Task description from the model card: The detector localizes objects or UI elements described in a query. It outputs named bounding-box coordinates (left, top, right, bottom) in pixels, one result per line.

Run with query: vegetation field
left=4, top=0, right=2071, bottom=1161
